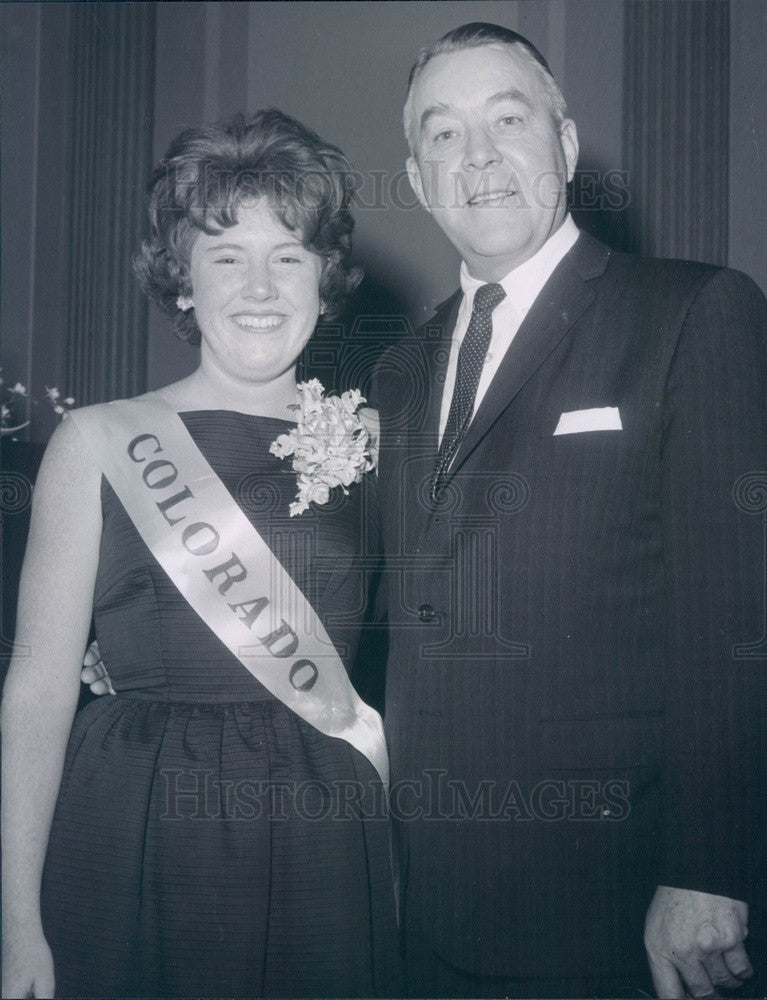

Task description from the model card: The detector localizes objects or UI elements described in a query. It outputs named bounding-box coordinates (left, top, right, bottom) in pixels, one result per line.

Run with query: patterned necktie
left=431, top=282, right=506, bottom=502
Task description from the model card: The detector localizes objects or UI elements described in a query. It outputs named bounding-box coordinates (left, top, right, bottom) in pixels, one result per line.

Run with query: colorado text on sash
left=69, top=397, right=389, bottom=787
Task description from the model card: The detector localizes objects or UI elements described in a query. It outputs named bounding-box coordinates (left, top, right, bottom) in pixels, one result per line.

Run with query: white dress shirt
left=438, top=215, right=580, bottom=442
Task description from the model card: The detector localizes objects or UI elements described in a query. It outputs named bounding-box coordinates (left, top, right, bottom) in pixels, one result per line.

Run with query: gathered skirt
left=42, top=694, right=401, bottom=998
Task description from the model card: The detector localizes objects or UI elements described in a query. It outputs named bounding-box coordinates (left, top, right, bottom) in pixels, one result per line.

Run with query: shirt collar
left=459, top=215, right=580, bottom=318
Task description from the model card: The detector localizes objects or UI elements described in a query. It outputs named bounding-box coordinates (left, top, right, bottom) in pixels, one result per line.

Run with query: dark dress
left=41, top=411, right=400, bottom=999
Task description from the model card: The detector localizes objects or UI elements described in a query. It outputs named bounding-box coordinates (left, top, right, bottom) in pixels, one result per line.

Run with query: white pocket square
left=553, top=407, right=622, bottom=435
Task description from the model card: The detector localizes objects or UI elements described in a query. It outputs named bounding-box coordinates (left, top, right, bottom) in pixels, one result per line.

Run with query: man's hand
left=80, top=641, right=115, bottom=696
left=645, top=886, right=752, bottom=998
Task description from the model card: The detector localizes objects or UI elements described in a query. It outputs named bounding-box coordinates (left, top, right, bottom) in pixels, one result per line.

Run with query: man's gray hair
left=403, top=22, right=568, bottom=154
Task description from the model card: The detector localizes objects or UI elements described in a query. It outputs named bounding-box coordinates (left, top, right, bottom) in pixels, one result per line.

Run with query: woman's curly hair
left=135, top=109, right=362, bottom=345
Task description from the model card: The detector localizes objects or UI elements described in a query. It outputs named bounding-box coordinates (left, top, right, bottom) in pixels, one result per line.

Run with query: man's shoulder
left=597, top=240, right=763, bottom=302
left=374, top=288, right=459, bottom=367
left=591, top=247, right=766, bottom=365
left=411, top=287, right=462, bottom=339
left=608, top=247, right=712, bottom=285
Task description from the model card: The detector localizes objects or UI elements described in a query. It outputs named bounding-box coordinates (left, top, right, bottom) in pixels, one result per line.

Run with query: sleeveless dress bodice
left=91, top=411, right=374, bottom=702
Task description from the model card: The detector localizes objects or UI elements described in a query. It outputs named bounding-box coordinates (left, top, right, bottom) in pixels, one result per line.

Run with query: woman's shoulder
left=65, top=396, right=149, bottom=425
left=49, top=392, right=166, bottom=482
left=66, top=392, right=178, bottom=431
left=45, top=407, right=101, bottom=464
left=31, top=411, right=103, bottom=517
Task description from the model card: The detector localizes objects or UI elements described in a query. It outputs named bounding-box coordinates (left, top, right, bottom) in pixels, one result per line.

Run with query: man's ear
left=406, top=155, right=430, bottom=212
left=559, top=119, right=579, bottom=183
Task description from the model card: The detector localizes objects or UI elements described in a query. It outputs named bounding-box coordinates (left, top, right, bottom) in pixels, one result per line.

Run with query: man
left=373, top=21, right=766, bottom=999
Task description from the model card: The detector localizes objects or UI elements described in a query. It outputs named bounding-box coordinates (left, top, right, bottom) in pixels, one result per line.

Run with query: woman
left=2, top=109, right=399, bottom=999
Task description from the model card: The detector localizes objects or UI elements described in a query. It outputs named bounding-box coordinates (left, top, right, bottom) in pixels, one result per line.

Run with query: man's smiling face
left=406, top=43, right=579, bottom=281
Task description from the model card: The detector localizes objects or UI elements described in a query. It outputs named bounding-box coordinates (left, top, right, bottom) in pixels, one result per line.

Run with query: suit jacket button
left=418, top=603, right=436, bottom=623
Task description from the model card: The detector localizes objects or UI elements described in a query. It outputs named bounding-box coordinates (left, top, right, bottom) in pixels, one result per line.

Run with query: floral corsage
left=270, top=379, right=377, bottom=517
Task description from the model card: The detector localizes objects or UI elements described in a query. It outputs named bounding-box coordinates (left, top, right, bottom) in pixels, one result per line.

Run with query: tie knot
left=472, top=282, right=506, bottom=314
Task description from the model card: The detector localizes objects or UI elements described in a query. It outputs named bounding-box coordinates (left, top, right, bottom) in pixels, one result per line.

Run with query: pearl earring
left=176, top=295, right=194, bottom=312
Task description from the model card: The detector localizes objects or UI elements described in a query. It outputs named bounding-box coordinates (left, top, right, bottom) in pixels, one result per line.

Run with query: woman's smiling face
left=188, top=199, right=323, bottom=385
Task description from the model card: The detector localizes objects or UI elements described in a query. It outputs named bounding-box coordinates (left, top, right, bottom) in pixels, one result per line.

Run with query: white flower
left=44, top=386, right=74, bottom=415
left=296, top=379, right=325, bottom=414
left=1, top=375, right=75, bottom=429
left=340, top=388, right=365, bottom=414
left=303, top=479, right=331, bottom=506
left=301, top=378, right=325, bottom=397
left=269, top=433, right=295, bottom=459
left=271, top=381, right=376, bottom=516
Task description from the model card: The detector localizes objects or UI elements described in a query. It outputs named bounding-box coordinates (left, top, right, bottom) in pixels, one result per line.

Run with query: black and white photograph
left=1, top=2, right=766, bottom=997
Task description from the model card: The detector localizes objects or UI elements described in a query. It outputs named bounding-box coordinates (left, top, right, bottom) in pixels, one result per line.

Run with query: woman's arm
left=2, top=416, right=102, bottom=999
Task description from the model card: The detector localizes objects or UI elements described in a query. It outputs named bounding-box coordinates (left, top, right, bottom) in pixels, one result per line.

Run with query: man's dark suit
left=374, top=232, right=767, bottom=987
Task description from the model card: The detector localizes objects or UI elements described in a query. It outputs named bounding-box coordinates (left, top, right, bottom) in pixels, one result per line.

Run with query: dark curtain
left=624, top=0, right=729, bottom=264
left=63, top=2, right=156, bottom=404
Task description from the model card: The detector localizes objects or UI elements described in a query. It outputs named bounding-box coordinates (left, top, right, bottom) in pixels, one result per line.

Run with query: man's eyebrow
left=418, top=103, right=453, bottom=133
left=418, top=89, right=534, bottom=133
left=487, top=88, right=533, bottom=109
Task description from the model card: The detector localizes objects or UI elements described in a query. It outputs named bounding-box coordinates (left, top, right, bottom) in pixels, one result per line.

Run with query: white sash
left=70, top=397, right=389, bottom=786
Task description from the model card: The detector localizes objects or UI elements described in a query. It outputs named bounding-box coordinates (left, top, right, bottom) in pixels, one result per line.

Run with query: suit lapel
left=444, top=233, right=611, bottom=483
left=422, top=290, right=461, bottom=446
left=401, top=290, right=460, bottom=546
